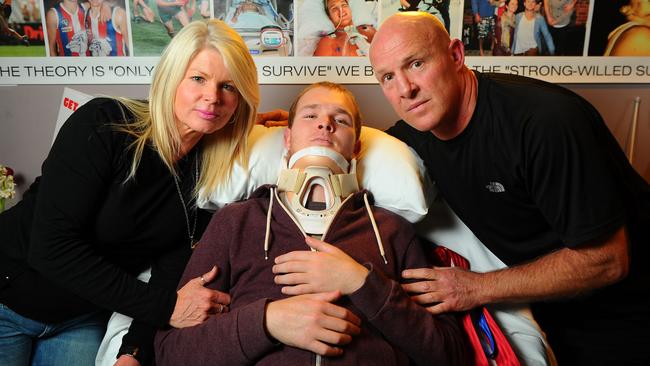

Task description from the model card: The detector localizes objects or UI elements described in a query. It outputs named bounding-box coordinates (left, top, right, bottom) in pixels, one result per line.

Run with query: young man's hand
left=265, top=291, right=361, bottom=356
left=273, top=236, right=369, bottom=296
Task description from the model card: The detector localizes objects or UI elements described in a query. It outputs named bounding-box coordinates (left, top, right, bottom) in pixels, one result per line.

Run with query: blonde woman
left=0, top=19, right=258, bottom=366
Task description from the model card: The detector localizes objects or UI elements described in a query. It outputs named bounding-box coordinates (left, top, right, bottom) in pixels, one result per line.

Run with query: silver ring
left=200, top=275, right=205, bottom=285
left=217, top=304, right=223, bottom=313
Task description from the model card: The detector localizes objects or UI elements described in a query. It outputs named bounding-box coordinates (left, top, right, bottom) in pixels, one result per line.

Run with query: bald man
left=370, top=12, right=650, bottom=366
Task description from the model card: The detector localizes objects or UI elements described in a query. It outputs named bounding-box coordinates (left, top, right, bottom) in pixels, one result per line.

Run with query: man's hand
left=273, top=236, right=369, bottom=295
left=114, top=355, right=140, bottom=366
left=170, top=266, right=231, bottom=328
left=265, top=291, right=361, bottom=356
left=403, top=227, right=630, bottom=316
left=401, top=266, right=484, bottom=314
left=256, top=109, right=289, bottom=127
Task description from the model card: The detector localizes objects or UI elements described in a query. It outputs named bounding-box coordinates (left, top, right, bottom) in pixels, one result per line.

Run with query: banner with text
left=1, top=57, right=649, bottom=85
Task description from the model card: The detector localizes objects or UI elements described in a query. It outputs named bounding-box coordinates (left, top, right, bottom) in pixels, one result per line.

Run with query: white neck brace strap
left=277, top=147, right=359, bottom=234
left=288, top=146, right=350, bottom=172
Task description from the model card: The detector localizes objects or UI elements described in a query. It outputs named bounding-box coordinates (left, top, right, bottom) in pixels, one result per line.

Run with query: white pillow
left=198, top=125, right=435, bottom=223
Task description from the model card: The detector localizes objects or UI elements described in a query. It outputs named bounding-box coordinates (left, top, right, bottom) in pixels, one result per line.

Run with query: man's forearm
left=478, top=226, right=629, bottom=304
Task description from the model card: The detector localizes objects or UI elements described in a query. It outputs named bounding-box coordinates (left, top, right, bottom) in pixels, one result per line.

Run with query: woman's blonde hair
left=117, top=19, right=259, bottom=201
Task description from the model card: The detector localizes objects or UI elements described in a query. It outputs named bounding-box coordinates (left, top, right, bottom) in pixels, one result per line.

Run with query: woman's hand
left=273, top=236, right=369, bottom=296
left=169, top=266, right=231, bottom=328
left=265, top=291, right=361, bottom=356
left=256, top=109, right=289, bottom=127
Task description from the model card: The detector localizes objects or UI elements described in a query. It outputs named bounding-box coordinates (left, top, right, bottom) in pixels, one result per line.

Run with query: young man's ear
left=283, top=127, right=292, bottom=152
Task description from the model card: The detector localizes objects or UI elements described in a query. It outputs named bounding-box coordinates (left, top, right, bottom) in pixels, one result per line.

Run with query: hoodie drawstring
left=363, top=192, right=388, bottom=265
left=264, top=187, right=275, bottom=260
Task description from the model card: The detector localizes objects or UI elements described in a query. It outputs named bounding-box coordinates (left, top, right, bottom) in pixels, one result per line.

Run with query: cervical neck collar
left=277, top=147, right=359, bottom=235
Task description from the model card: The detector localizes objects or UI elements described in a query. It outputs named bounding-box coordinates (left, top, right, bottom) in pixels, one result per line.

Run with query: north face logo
left=486, top=182, right=505, bottom=193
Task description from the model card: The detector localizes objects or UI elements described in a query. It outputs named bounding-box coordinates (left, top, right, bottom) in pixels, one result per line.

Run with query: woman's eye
left=191, top=76, right=205, bottom=83
left=222, top=83, right=236, bottom=92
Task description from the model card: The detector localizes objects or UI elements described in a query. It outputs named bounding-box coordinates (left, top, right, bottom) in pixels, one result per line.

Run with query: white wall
left=1, top=83, right=648, bottom=209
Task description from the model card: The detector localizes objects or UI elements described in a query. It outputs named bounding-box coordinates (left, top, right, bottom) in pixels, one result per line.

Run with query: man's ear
left=283, top=127, right=292, bottom=151
left=448, top=39, right=466, bottom=70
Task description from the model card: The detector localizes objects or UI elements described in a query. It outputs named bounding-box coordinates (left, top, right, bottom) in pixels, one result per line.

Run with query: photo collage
left=0, top=0, right=648, bottom=57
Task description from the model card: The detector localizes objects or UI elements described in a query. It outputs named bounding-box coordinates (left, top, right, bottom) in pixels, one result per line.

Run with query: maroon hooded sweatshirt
left=155, top=186, right=467, bottom=365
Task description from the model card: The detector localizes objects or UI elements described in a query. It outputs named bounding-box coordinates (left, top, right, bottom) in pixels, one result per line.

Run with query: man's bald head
left=370, top=12, right=451, bottom=62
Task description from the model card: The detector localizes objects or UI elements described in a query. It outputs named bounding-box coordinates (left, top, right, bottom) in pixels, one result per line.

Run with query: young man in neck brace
left=154, top=82, right=467, bottom=366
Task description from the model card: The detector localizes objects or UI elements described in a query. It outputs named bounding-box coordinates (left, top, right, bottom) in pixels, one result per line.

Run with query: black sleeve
left=27, top=99, right=176, bottom=328
left=118, top=242, right=191, bottom=365
left=118, top=208, right=212, bottom=363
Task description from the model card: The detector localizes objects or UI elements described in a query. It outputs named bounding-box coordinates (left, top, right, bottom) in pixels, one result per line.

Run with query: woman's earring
left=228, top=116, right=235, bottom=125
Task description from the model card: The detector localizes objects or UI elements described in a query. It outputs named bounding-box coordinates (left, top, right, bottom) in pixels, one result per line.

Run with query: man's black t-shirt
left=387, top=72, right=650, bottom=327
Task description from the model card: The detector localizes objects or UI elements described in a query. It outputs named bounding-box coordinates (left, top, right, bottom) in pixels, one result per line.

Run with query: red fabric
left=431, top=246, right=521, bottom=366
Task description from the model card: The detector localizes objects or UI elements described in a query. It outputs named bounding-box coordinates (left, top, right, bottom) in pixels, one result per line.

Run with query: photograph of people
left=0, top=0, right=46, bottom=57
left=543, top=0, right=588, bottom=55
left=44, top=0, right=89, bottom=56
left=470, top=0, right=497, bottom=55
left=128, top=0, right=207, bottom=55
left=0, top=0, right=28, bottom=46
left=492, top=0, right=516, bottom=55
left=295, top=0, right=376, bottom=56
left=589, top=0, right=650, bottom=56
left=155, top=81, right=467, bottom=366
left=0, top=19, right=259, bottom=366
left=1, top=0, right=45, bottom=55
left=461, top=0, right=586, bottom=56
left=44, top=0, right=129, bottom=56
left=85, top=0, right=130, bottom=55
left=215, top=0, right=293, bottom=56
left=512, top=0, right=555, bottom=55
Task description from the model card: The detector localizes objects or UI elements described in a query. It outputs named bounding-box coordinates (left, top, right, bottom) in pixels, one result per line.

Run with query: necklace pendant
left=191, top=238, right=199, bottom=250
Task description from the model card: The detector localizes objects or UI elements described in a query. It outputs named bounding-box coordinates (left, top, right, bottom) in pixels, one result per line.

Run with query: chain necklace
left=173, top=150, right=199, bottom=249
